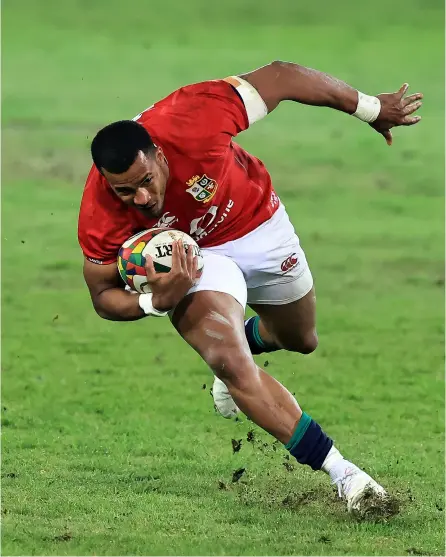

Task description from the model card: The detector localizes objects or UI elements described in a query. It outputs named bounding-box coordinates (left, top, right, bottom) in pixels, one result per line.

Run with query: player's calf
left=204, top=342, right=299, bottom=443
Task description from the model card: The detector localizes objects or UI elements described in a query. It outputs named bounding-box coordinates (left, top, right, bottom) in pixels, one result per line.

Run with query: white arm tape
left=225, top=76, right=268, bottom=125
left=138, top=293, right=168, bottom=317
left=353, top=92, right=381, bottom=123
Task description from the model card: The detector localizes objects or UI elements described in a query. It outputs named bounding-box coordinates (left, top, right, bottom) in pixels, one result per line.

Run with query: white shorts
left=187, top=204, right=313, bottom=309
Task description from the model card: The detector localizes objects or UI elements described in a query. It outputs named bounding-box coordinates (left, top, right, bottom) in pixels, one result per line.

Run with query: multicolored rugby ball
left=117, top=228, right=204, bottom=293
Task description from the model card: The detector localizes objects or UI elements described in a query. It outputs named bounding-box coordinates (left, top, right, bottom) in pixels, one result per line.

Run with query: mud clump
left=231, top=439, right=242, bottom=453
left=282, top=461, right=294, bottom=472
left=353, top=488, right=400, bottom=522
left=232, top=467, right=246, bottom=483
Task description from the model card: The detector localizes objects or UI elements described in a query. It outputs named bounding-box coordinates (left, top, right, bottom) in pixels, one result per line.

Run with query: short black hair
left=91, top=120, right=156, bottom=174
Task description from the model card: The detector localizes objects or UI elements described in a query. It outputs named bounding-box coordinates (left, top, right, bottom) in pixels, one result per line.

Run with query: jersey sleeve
left=140, top=80, right=262, bottom=158
left=78, top=166, right=134, bottom=265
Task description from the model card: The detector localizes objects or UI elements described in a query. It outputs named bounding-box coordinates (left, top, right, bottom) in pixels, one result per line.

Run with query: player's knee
left=281, top=330, right=318, bottom=354
left=202, top=343, right=254, bottom=388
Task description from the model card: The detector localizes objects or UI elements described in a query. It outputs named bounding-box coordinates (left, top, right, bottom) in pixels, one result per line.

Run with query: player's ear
left=154, top=145, right=164, bottom=163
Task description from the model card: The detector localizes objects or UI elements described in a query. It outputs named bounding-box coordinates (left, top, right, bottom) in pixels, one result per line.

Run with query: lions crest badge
left=186, top=174, right=218, bottom=203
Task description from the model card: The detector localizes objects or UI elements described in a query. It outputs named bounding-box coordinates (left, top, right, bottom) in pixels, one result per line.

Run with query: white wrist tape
left=352, top=92, right=381, bottom=123
left=138, top=293, right=168, bottom=317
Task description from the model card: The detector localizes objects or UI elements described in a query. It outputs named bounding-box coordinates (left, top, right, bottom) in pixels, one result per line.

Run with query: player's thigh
left=170, top=251, right=253, bottom=379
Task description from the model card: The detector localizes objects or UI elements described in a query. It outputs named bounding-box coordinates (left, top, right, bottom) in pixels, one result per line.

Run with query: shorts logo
left=186, top=174, right=218, bottom=203
left=281, top=253, right=298, bottom=273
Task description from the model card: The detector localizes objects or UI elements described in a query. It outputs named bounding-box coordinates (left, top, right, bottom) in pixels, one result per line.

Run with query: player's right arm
left=83, top=240, right=198, bottom=321
left=83, top=258, right=146, bottom=321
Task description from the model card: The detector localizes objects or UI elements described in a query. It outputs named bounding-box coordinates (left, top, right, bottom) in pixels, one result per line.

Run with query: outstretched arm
left=239, top=60, right=423, bottom=145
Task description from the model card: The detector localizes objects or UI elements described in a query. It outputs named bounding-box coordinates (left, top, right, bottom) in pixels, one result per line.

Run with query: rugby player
left=78, top=61, right=422, bottom=515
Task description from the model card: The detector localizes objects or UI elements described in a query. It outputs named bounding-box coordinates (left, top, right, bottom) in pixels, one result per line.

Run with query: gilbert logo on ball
left=117, top=228, right=204, bottom=293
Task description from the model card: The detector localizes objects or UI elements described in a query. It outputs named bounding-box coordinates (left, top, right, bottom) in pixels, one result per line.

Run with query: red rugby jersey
left=78, top=80, right=280, bottom=264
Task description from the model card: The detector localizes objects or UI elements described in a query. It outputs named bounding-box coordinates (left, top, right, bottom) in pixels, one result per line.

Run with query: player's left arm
left=235, top=60, right=423, bottom=146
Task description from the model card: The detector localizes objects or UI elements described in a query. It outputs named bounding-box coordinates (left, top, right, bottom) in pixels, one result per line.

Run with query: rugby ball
left=117, top=228, right=204, bottom=293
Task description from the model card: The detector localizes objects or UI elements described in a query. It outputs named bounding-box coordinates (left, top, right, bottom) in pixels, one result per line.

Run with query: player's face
left=103, top=149, right=170, bottom=218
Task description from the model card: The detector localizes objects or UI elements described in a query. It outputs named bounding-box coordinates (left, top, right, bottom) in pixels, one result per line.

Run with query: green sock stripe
left=252, top=316, right=266, bottom=348
left=285, top=412, right=312, bottom=450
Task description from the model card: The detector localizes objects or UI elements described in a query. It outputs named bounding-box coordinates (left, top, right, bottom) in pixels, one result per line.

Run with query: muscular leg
left=172, top=290, right=302, bottom=443
left=172, top=289, right=393, bottom=515
left=250, top=286, right=318, bottom=355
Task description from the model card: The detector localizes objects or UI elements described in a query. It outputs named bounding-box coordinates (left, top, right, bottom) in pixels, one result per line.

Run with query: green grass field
left=2, top=0, right=444, bottom=555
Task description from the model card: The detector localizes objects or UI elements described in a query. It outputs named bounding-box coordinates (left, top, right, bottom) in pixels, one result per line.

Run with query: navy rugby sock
left=244, top=316, right=280, bottom=355
left=285, top=412, right=333, bottom=470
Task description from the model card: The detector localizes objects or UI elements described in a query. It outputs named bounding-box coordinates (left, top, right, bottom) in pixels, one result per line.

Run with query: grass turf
left=2, top=0, right=444, bottom=554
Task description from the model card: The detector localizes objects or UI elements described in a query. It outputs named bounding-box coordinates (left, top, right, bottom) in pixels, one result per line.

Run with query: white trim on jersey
left=224, top=76, right=268, bottom=126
